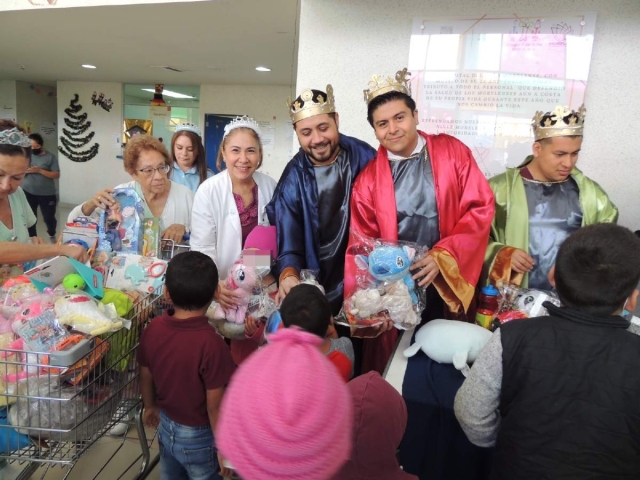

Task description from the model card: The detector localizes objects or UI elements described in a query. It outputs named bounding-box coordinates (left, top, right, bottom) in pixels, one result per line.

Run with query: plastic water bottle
left=475, top=285, right=499, bottom=329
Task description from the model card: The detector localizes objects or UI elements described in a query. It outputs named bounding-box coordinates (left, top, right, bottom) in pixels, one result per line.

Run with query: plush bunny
left=213, top=261, right=259, bottom=324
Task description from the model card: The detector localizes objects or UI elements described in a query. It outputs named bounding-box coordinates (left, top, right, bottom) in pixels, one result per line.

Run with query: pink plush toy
left=11, top=299, right=54, bottom=333
left=213, top=261, right=258, bottom=324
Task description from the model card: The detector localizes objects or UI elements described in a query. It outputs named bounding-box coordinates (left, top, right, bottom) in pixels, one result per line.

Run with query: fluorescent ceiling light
left=255, top=66, right=271, bottom=72
left=82, top=64, right=97, bottom=69
left=141, top=88, right=195, bottom=99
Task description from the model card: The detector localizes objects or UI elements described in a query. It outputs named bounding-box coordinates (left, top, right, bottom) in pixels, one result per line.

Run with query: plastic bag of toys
left=300, top=269, right=325, bottom=294
left=491, top=282, right=561, bottom=330
left=209, top=255, right=276, bottom=340
left=338, top=232, right=427, bottom=330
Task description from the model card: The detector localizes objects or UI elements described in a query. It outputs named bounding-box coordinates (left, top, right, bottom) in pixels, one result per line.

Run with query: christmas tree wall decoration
left=58, top=94, right=100, bottom=162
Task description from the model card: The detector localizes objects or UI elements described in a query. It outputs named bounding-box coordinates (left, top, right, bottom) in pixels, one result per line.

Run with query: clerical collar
left=387, top=135, right=425, bottom=161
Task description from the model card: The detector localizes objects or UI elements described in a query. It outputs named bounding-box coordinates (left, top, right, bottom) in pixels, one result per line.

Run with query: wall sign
left=408, top=12, right=596, bottom=178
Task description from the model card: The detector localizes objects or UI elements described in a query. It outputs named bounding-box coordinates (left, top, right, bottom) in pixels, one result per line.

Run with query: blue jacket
left=266, top=134, right=376, bottom=278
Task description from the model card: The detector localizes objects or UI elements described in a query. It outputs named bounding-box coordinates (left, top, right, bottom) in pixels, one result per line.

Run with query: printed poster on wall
left=408, top=12, right=596, bottom=178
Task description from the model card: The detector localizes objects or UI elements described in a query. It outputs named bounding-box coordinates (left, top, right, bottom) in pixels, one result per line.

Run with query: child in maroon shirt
left=138, top=251, right=236, bottom=480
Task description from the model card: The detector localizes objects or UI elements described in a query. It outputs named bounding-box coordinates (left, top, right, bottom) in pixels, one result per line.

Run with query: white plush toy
left=349, top=280, right=418, bottom=329
left=403, top=320, right=493, bottom=376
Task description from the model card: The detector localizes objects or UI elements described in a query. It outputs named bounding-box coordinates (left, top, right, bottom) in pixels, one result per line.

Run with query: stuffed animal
left=403, top=320, right=493, bottom=376
left=55, top=294, right=122, bottom=336
left=347, top=244, right=420, bottom=329
left=349, top=280, right=419, bottom=329
left=11, top=298, right=55, bottom=334
left=355, top=244, right=418, bottom=304
left=212, top=262, right=259, bottom=324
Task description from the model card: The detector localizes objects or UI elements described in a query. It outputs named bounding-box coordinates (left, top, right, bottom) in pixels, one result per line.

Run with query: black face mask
left=32, top=148, right=43, bottom=155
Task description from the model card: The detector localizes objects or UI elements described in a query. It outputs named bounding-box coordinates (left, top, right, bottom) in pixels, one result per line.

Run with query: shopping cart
left=160, top=239, right=190, bottom=261
left=0, top=285, right=167, bottom=480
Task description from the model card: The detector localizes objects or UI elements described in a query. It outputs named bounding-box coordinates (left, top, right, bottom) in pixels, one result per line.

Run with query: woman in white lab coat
left=190, top=116, right=277, bottom=362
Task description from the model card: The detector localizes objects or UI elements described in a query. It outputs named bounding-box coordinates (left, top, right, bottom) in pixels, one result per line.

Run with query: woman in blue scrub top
left=168, top=123, right=213, bottom=192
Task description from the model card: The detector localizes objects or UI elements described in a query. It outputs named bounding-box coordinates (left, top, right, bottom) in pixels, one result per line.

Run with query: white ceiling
left=0, top=0, right=299, bottom=87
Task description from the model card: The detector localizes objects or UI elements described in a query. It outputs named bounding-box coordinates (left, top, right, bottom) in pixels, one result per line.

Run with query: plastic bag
left=300, top=269, right=325, bottom=294
left=55, top=293, right=123, bottom=336
left=8, top=377, right=90, bottom=439
left=338, top=233, right=427, bottom=330
left=211, top=257, right=263, bottom=325
left=491, top=282, right=561, bottom=329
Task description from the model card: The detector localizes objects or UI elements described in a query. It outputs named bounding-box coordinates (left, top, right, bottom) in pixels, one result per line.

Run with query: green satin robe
left=483, top=157, right=618, bottom=288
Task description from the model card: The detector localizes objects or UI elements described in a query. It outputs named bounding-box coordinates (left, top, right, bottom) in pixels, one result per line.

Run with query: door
left=204, top=114, right=241, bottom=174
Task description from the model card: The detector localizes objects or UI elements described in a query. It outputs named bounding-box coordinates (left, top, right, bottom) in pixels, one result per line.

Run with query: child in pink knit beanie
left=217, top=328, right=353, bottom=480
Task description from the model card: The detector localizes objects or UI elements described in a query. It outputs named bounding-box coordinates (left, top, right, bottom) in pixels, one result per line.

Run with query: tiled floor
left=2, top=424, right=161, bottom=480
left=30, top=202, right=73, bottom=243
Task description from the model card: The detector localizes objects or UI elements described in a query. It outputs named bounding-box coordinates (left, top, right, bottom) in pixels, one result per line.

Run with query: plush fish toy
left=403, top=320, right=493, bottom=376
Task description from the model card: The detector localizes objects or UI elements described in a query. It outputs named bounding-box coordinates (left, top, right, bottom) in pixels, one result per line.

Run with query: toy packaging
left=212, top=258, right=262, bottom=324
left=105, top=254, right=167, bottom=295
left=24, top=256, right=104, bottom=300
left=103, top=188, right=145, bottom=255
left=490, top=282, right=561, bottom=330
left=59, top=217, right=100, bottom=261
left=338, top=233, right=427, bottom=330
left=55, top=293, right=123, bottom=336
left=12, top=308, right=69, bottom=354
left=209, top=255, right=278, bottom=339
left=142, top=217, right=161, bottom=257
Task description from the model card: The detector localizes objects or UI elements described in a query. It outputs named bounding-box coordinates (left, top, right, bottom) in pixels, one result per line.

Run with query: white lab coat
left=190, top=170, right=277, bottom=279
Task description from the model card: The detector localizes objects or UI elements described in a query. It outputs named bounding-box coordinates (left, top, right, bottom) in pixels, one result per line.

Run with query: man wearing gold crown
left=345, top=69, right=495, bottom=375
left=483, top=105, right=618, bottom=290
left=266, top=86, right=376, bottom=317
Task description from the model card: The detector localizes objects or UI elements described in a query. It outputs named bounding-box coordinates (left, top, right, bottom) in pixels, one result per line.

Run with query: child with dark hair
left=455, top=223, right=640, bottom=479
left=138, top=251, right=236, bottom=480
left=280, top=284, right=355, bottom=381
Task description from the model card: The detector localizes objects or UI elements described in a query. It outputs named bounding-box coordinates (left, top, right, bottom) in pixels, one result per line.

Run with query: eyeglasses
left=136, top=164, right=170, bottom=177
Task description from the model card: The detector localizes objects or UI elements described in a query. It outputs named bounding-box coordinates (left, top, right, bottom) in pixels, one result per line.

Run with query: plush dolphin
left=403, top=320, right=493, bottom=376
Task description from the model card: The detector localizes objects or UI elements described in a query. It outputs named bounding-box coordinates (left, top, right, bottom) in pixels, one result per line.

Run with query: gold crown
left=363, top=68, right=411, bottom=105
left=532, top=104, right=586, bottom=141
left=287, top=85, right=336, bottom=123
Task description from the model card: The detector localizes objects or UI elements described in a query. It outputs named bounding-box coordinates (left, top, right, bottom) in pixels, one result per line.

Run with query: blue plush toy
left=355, top=244, right=418, bottom=304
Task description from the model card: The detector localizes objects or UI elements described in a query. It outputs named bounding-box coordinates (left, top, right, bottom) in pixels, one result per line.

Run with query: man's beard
left=306, top=142, right=339, bottom=164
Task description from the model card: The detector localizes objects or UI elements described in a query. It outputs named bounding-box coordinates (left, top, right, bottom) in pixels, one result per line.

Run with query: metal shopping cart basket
left=0, top=284, right=169, bottom=480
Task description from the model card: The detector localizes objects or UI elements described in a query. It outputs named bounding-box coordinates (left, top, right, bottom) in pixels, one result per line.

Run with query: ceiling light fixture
left=141, top=88, right=195, bottom=99
left=82, top=64, right=97, bottom=69
left=256, top=66, right=272, bottom=72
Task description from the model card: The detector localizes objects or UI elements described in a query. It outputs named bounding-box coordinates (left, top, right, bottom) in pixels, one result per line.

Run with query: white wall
left=0, top=81, right=17, bottom=122
left=57, top=81, right=129, bottom=206
left=297, top=0, right=640, bottom=228
left=16, top=81, right=58, bottom=152
left=199, top=84, right=295, bottom=180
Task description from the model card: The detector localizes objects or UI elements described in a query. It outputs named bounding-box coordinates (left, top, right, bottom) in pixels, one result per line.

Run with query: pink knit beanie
left=217, top=328, right=353, bottom=480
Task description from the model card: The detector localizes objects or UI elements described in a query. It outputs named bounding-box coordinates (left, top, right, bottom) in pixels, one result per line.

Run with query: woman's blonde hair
left=216, top=127, right=263, bottom=171
left=123, top=135, right=171, bottom=175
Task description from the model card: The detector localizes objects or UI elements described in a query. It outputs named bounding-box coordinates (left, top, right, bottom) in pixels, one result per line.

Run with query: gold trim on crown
left=363, top=68, right=411, bottom=105
left=532, top=104, right=586, bottom=141
left=287, top=85, right=336, bottom=123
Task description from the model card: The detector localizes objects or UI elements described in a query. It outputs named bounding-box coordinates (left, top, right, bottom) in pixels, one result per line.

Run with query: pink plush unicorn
left=213, top=261, right=258, bottom=324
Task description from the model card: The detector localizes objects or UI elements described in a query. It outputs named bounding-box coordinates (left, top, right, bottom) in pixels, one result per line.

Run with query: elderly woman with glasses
left=68, top=135, right=194, bottom=244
